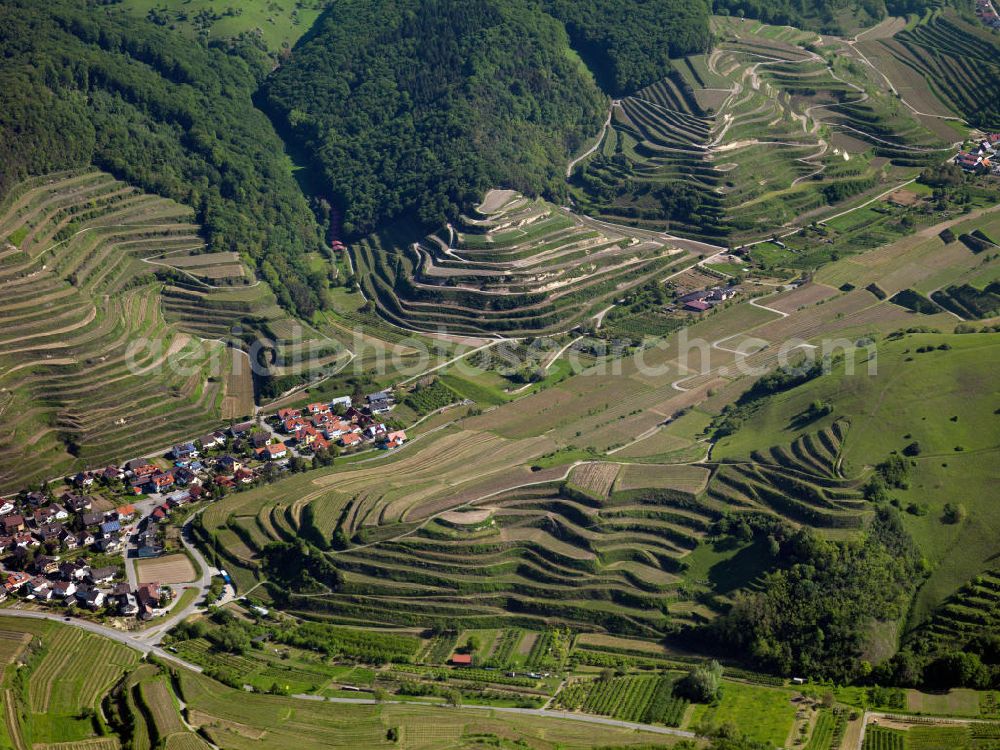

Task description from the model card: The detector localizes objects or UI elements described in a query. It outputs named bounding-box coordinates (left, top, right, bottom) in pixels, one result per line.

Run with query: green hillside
left=712, top=332, right=1000, bottom=675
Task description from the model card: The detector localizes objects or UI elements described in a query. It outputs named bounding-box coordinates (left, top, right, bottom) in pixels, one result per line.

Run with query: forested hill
left=262, top=0, right=611, bottom=236
left=543, top=0, right=712, bottom=96
left=0, top=0, right=326, bottom=318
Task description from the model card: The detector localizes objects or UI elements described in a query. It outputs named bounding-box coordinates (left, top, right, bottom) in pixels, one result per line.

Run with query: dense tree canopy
left=543, top=0, right=712, bottom=95
left=263, top=0, right=613, bottom=236
left=712, top=0, right=883, bottom=33
left=707, top=507, right=922, bottom=682
left=0, top=0, right=324, bottom=317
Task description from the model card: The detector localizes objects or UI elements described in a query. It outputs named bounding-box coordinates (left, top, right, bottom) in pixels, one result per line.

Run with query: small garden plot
left=863, top=726, right=905, bottom=750
left=136, top=553, right=197, bottom=585
left=486, top=629, right=521, bottom=667
left=749, top=241, right=797, bottom=267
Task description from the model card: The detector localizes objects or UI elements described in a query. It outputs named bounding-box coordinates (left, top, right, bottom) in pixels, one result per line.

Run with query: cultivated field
left=136, top=553, right=197, bottom=585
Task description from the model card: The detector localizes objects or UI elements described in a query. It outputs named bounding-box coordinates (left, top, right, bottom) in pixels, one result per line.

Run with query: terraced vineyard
left=903, top=568, right=1000, bottom=659
left=571, top=17, right=949, bottom=244
left=201, top=421, right=870, bottom=635
left=0, top=171, right=339, bottom=489
left=351, top=191, right=698, bottom=335
left=709, top=421, right=869, bottom=532
left=0, top=171, right=241, bottom=488
left=866, top=9, right=1000, bottom=129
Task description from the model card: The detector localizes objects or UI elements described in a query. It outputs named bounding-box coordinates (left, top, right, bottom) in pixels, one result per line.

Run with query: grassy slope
left=114, top=0, right=327, bottom=53
left=713, top=332, right=1000, bottom=626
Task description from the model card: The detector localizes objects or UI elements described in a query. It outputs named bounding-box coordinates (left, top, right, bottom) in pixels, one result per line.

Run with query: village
left=954, top=133, right=1000, bottom=175
left=0, top=389, right=406, bottom=623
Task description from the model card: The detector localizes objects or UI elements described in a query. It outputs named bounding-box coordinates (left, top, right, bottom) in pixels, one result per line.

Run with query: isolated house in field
left=707, top=287, right=736, bottom=302
left=450, top=653, right=473, bottom=666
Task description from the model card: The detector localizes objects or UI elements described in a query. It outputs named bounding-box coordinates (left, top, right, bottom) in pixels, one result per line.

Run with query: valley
left=0, top=0, right=999, bottom=748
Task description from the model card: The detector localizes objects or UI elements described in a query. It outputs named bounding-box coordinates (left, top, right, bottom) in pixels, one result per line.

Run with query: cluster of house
left=955, top=135, right=1000, bottom=175
left=677, top=286, right=738, bottom=313
left=113, top=392, right=406, bottom=497
left=272, top=393, right=406, bottom=452
left=71, top=455, right=202, bottom=497
left=3, top=559, right=165, bottom=619
left=0, top=491, right=136, bottom=558
left=976, top=0, right=1000, bottom=28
